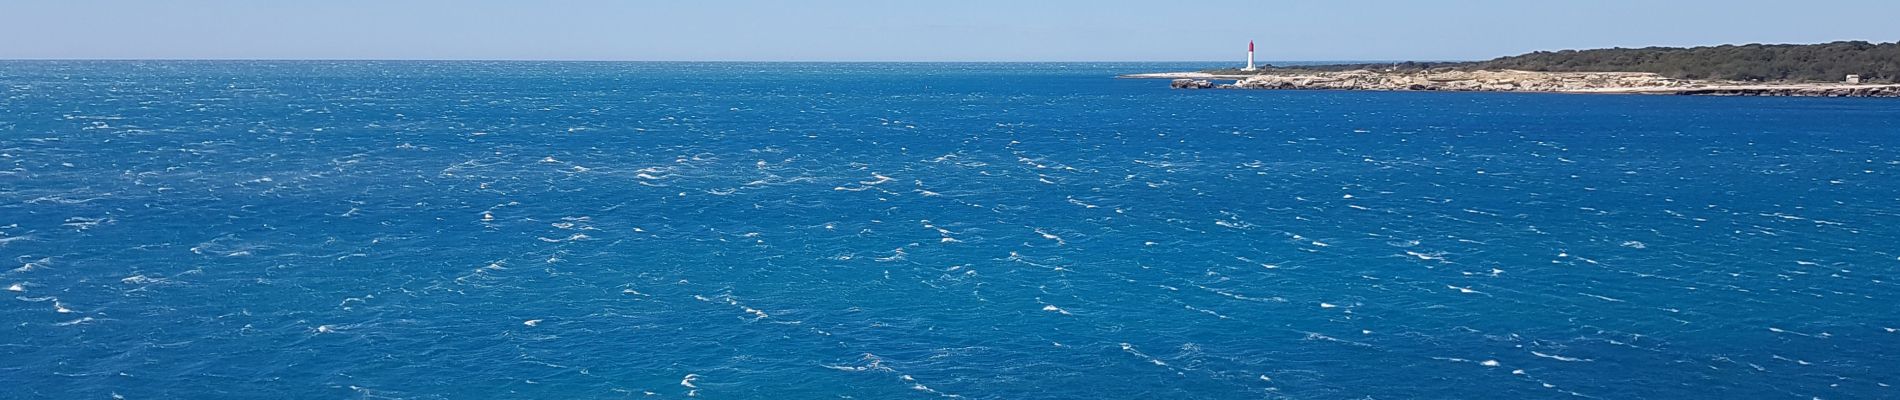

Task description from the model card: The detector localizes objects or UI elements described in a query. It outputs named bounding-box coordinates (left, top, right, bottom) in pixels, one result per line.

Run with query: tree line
left=1473, top=41, right=1900, bottom=83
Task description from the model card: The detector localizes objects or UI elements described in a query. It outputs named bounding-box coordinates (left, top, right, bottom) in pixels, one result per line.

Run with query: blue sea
left=3, top=61, right=1898, bottom=399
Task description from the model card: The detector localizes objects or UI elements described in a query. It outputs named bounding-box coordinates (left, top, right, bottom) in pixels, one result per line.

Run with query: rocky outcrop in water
left=1171, top=79, right=1214, bottom=89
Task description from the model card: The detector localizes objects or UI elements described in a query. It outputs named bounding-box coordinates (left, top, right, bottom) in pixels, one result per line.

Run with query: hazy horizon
left=4, top=0, right=1899, bottom=62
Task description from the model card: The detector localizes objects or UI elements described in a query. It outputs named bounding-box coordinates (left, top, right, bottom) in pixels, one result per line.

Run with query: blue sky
left=4, top=0, right=1898, bottom=61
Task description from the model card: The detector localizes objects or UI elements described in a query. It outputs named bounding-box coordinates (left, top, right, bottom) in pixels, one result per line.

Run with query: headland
left=1131, top=41, right=1900, bottom=97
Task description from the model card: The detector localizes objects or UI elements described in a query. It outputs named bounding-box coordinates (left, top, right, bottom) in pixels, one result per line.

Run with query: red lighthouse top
left=1250, top=41, right=1255, bottom=52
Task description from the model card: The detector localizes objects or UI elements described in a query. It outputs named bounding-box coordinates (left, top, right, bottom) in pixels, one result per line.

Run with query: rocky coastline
left=1131, top=70, right=1900, bottom=97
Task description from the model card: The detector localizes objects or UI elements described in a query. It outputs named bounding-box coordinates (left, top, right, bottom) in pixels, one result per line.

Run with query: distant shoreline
left=1123, top=70, right=1900, bottom=97
left=1133, top=41, right=1900, bottom=97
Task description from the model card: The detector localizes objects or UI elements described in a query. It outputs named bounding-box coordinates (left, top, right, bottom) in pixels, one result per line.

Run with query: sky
left=4, top=0, right=1898, bottom=61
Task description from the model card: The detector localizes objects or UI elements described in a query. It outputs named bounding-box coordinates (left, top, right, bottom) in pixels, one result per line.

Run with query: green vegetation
left=1476, top=41, right=1900, bottom=82
left=1210, top=41, right=1900, bottom=83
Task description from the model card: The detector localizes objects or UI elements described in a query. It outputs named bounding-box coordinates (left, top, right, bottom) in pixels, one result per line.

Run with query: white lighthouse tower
left=1242, top=40, right=1258, bottom=71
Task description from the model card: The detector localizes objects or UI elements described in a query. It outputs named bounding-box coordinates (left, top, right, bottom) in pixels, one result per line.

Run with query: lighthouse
left=1242, top=40, right=1258, bottom=71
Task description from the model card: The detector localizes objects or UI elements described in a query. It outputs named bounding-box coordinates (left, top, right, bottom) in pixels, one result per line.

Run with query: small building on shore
left=1846, top=75, right=1862, bottom=84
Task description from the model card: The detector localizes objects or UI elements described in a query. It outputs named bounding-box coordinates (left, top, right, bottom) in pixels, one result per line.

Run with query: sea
left=2, top=61, right=1897, bottom=399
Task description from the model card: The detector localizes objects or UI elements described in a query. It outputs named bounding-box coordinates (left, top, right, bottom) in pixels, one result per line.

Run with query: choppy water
left=3, top=61, right=1898, bottom=399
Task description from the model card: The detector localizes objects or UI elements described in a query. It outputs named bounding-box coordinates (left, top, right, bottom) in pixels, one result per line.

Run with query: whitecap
left=1448, top=285, right=1482, bottom=294
left=1531, top=351, right=1592, bottom=362
left=13, top=257, right=50, bottom=273
left=122, top=275, right=167, bottom=285
left=1579, top=293, right=1625, bottom=303
left=874, top=247, right=907, bottom=262
left=1185, top=305, right=1230, bottom=319
left=1034, top=229, right=1066, bottom=245
left=1119, top=343, right=1168, bottom=366
left=1303, top=332, right=1373, bottom=347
